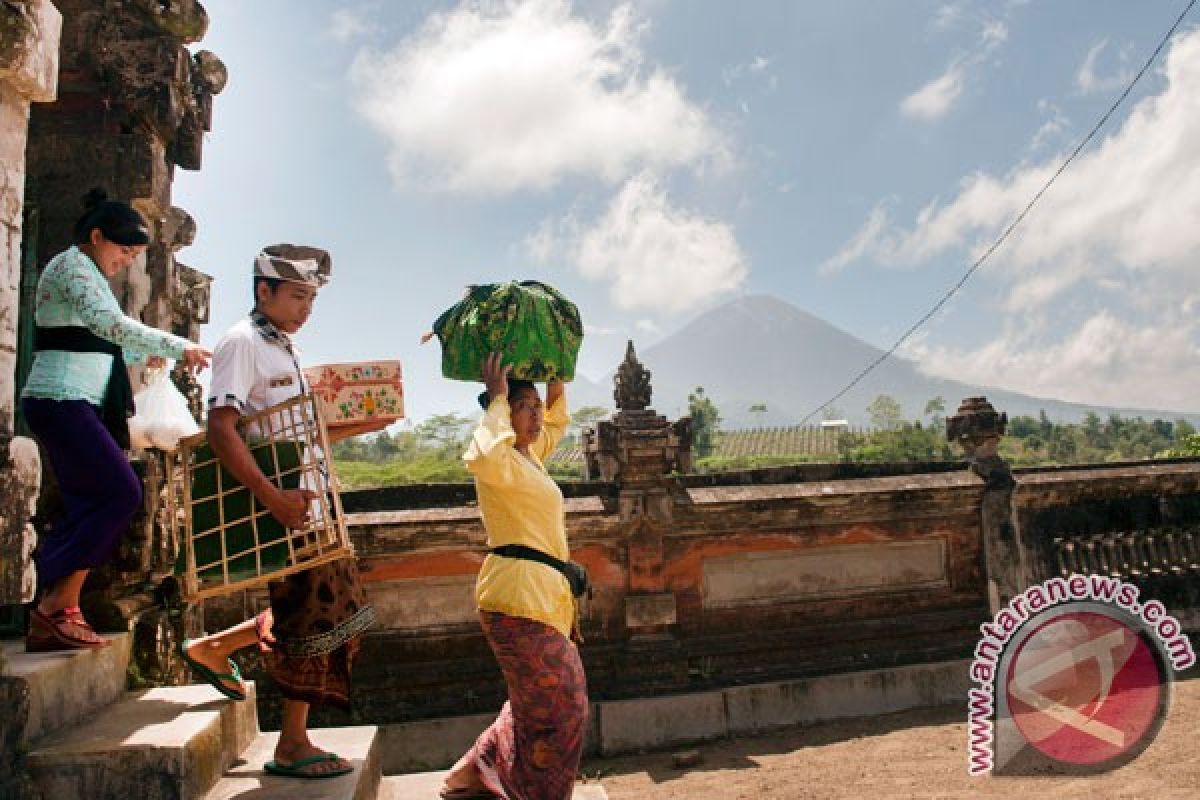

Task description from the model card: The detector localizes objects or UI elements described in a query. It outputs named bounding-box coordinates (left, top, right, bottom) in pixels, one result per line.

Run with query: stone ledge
left=1, top=633, right=132, bottom=744
left=598, top=691, right=728, bottom=756
left=724, top=659, right=971, bottom=735
left=593, top=660, right=969, bottom=756
left=380, top=770, right=608, bottom=799
left=204, top=725, right=379, bottom=800
left=375, top=659, right=970, bottom=768
left=26, top=682, right=259, bottom=800
left=379, top=709, right=601, bottom=775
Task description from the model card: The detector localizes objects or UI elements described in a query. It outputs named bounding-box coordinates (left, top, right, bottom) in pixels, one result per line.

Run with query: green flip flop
left=264, top=754, right=353, bottom=779
left=178, top=639, right=246, bottom=701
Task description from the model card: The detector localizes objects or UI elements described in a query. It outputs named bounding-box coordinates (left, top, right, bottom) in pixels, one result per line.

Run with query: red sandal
left=26, top=606, right=110, bottom=652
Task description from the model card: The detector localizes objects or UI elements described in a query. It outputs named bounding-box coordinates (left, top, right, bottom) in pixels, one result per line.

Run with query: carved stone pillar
left=0, top=0, right=60, bottom=607
left=947, top=396, right=1028, bottom=612
left=585, top=341, right=692, bottom=689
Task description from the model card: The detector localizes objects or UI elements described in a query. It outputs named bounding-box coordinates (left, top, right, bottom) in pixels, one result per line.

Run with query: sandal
left=439, top=787, right=499, bottom=799
left=263, top=753, right=353, bottom=779
left=26, top=607, right=109, bottom=652
left=178, top=639, right=247, bottom=701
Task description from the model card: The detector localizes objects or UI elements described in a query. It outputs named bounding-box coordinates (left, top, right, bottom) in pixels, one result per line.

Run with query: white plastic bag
left=128, top=366, right=200, bottom=451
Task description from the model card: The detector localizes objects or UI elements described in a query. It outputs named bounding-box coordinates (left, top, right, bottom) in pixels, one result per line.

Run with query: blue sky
left=173, top=1, right=1200, bottom=422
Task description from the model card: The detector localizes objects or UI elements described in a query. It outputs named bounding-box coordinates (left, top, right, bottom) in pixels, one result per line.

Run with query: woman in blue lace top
left=21, top=189, right=211, bottom=652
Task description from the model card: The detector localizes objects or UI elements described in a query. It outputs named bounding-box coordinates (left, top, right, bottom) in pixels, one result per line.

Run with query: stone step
left=25, top=681, right=259, bottom=800
left=204, top=725, right=380, bottom=800
left=379, top=771, right=608, bottom=799
left=0, top=633, right=132, bottom=744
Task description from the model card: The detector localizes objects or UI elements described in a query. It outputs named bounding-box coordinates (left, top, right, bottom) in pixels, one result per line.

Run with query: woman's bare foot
left=273, top=738, right=352, bottom=777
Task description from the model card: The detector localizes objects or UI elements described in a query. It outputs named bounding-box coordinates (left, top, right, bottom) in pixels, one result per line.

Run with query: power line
left=799, top=0, right=1197, bottom=426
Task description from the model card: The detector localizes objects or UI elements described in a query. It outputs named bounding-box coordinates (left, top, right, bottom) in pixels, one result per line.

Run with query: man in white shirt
left=179, top=244, right=377, bottom=779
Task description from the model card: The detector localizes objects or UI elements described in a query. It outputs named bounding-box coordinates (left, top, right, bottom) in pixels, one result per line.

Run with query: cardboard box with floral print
left=304, top=361, right=404, bottom=427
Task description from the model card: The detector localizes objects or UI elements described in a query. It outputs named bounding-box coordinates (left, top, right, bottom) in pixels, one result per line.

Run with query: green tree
left=867, top=394, right=903, bottom=430
left=416, top=413, right=473, bottom=453
left=370, top=430, right=399, bottom=461
left=1170, top=434, right=1200, bottom=457
left=1008, top=415, right=1039, bottom=438
left=1082, top=412, right=1103, bottom=448
left=688, top=386, right=721, bottom=458
left=923, top=396, right=945, bottom=419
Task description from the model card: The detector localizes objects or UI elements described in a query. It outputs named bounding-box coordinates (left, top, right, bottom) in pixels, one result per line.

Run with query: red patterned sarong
left=467, top=612, right=588, bottom=800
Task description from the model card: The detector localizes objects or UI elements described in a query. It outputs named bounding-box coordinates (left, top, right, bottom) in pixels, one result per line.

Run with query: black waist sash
left=34, top=325, right=134, bottom=449
left=489, top=543, right=591, bottom=597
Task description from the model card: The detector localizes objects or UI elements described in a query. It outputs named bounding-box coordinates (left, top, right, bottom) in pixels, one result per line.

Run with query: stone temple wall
left=205, top=373, right=1200, bottom=732
left=2, top=0, right=221, bottom=686
left=0, top=0, right=60, bottom=612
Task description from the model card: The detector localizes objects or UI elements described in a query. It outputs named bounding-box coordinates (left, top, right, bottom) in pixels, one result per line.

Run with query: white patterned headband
left=253, top=243, right=332, bottom=287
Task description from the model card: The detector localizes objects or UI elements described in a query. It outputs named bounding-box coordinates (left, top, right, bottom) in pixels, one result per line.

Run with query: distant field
left=548, top=426, right=864, bottom=463
left=336, top=426, right=874, bottom=489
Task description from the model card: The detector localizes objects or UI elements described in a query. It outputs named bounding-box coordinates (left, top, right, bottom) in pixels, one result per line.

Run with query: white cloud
left=905, top=313, right=1200, bottom=412
left=723, top=55, right=774, bottom=84
left=531, top=173, right=748, bottom=313
left=1077, top=39, right=1134, bottom=95
left=330, top=8, right=373, bottom=42
left=903, top=10, right=1011, bottom=122
left=635, top=319, right=661, bottom=334
left=901, top=62, right=966, bottom=120
left=349, top=0, right=724, bottom=193
left=839, top=28, right=1200, bottom=410
left=980, top=19, right=1008, bottom=49
left=585, top=323, right=617, bottom=335
left=1029, top=99, right=1070, bottom=151
left=821, top=202, right=894, bottom=274
left=852, top=28, right=1200, bottom=305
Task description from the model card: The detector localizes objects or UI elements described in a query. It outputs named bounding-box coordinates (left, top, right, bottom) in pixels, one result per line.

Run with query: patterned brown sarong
left=467, top=611, right=588, bottom=800
left=257, top=558, right=375, bottom=708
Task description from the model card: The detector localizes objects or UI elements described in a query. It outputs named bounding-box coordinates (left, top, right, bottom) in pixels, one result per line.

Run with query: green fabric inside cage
left=176, top=440, right=303, bottom=584
left=432, top=281, right=583, bottom=382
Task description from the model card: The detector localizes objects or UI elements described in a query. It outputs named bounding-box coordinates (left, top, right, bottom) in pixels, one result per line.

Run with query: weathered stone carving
left=0, top=0, right=61, bottom=102
left=613, top=340, right=652, bottom=412
left=192, top=49, right=227, bottom=94
left=129, top=0, right=209, bottom=42
left=947, top=395, right=1011, bottom=488
left=948, top=396, right=1026, bottom=613
left=0, top=437, right=41, bottom=604
left=586, top=342, right=692, bottom=489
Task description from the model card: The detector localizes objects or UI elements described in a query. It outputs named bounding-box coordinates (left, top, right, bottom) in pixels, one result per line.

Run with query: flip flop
left=264, top=753, right=353, bottom=779
left=439, top=788, right=499, bottom=799
left=177, top=639, right=246, bottom=701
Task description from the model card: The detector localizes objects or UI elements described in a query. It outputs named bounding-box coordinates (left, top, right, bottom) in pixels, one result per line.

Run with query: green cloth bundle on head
left=432, top=280, right=583, bottom=382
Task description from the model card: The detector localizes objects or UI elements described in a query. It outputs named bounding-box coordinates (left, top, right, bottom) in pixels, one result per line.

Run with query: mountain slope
left=570, top=295, right=1200, bottom=429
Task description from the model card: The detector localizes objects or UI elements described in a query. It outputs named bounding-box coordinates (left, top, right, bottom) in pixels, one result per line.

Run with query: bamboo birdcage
left=167, top=392, right=353, bottom=601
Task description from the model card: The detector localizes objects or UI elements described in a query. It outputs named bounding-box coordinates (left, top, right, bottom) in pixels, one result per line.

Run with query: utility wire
left=799, top=0, right=1197, bottom=426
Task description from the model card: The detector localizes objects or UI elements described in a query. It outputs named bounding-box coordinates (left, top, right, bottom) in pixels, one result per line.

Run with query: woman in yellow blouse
left=440, top=353, right=588, bottom=800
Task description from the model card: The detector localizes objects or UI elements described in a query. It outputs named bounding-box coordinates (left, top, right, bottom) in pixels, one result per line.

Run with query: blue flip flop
left=178, top=639, right=246, bottom=701
left=264, top=754, right=353, bottom=779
